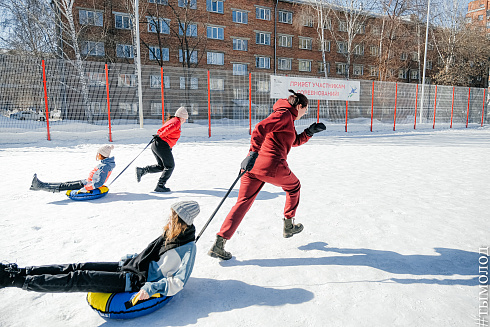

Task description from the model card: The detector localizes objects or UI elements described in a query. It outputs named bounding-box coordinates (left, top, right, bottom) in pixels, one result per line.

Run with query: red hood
left=272, top=98, right=298, bottom=118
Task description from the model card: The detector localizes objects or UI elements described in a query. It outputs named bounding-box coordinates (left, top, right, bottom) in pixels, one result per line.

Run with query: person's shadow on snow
left=47, top=192, right=178, bottom=205
left=223, top=242, right=483, bottom=286
left=98, top=278, right=313, bottom=326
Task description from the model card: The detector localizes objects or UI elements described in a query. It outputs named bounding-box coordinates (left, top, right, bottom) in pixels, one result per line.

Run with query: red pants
left=218, top=163, right=301, bottom=240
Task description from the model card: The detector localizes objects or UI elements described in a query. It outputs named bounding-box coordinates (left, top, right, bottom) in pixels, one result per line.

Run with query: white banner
left=270, top=75, right=360, bottom=101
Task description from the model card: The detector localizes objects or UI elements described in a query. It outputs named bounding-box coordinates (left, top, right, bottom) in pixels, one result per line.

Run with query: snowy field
left=0, top=122, right=489, bottom=327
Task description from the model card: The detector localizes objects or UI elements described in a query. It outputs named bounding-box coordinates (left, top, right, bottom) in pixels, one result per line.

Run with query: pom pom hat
left=171, top=201, right=200, bottom=225
left=98, top=145, right=114, bottom=158
left=174, top=107, right=189, bottom=120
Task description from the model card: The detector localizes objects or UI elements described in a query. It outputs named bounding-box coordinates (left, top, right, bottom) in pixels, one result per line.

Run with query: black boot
left=283, top=218, right=304, bottom=238
left=208, top=235, right=232, bottom=260
left=154, top=182, right=171, bottom=192
left=0, top=263, right=26, bottom=288
left=135, top=167, right=149, bottom=183
left=29, top=174, right=60, bottom=193
left=154, top=169, right=173, bottom=192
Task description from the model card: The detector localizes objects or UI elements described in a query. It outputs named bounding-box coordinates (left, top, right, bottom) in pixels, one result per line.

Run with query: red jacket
left=156, top=117, right=182, bottom=148
left=249, top=98, right=311, bottom=177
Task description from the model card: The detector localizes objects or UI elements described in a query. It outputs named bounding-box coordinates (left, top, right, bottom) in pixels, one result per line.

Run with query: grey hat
left=171, top=201, right=200, bottom=225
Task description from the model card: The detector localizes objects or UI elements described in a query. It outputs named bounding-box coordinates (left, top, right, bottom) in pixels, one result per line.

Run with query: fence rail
left=0, top=54, right=487, bottom=141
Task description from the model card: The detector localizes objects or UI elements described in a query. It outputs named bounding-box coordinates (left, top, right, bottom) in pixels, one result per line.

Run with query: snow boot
left=0, top=263, right=26, bottom=288
left=30, top=174, right=60, bottom=192
left=208, top=235, right=232, bottom=260
left=135, top=167, right=149, bottom=183
left=283, top=218, right=304, bottom=238
left=154, top=184, right=171, bottom=192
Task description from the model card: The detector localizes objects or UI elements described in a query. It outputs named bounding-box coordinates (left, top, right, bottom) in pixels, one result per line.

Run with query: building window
left=298, top=59, right=312, bottom=72
left=207, top=25, right=224, bottom=40
left=299, top=37, right=312, bottom=50
left=149, top=46, right=169, bottom=61
left=256, top=56, right=270, bottom=69
left=400, top=52, right=407, bottom=60
left=232, top=10, right=248, bottom=24
left=319, top=40, right=330, bottom=52
left=479, top=14, right=484, bottom=20
left=179, top=77, right=198, bottom=89
left=233, top=63, right=248, bottom=75
left=256, top=32, right=271, bottom=45
left=119, top=103, right=138, bottom=115
left=116, top=44, right=134, bottom=58
left=410, top=70, right=419, bottom=80
left=207, top=51, right=224, bottom=65
left=370, top=45, right=379, bottom=56
left=150, top=102, right=169, bottom=116
left=336, top=62, right=347, bottom=75
left=318, top=61, right=329, bottom=74
left=337, top=41, right=347, bottom=53
left=353, top=44, right=364, bottom=55
left=398, top=69, right=407, bottom=79
left=322, top=18, right=332, bottom=30
left=118, top=74, right=136, bottom=87
left=79, top=9, right=103, bottom=26
left=278, top=58, right=292, bottom=70
left=256, top=7, right=271, bottom=20
left=179, top=23, right=198, bottom=37
left=278, top=10, right=292, bottom=24
left=371, top=25, right=380, bottom=35
left=353, top=64, right=363, bottom=76
left=115, top=13, right=132, bottom=29
left=150, top=75, right=170, bottom=89
left=232, top=38, right=248, bottom=51
left=427, top=43, right=434, bottom=50
left=278, top=34, right=292, bottom=48
left=411, top=52, right=419, bottom=61
left=256, top=80, right=269, bottom=92
left=234, top=88, right=248, bottom=99
left=149, top=0, right=168, bottom=4
left=427, top=60, right=432, bottom=69
left=90, top=102, right=106, bottom=115
left=355, top=23, right=365, bottom=34
left=179, top=49, right=198, bottom=64
left=207, top=0, right=224, bottom=13
left=369, top=66, right=378, bottom=77
left=81, top=41, right=105, bottom=56
left=86, top=72, right=106, bottom=86
left=303, top=16, right=314, bottom=27
left=148, top=17, right=170, bottom=34
left=339, top=20, right=347, bottom=32
left=178, top=0, right=196, bottom=9
left=210, top=78, right=224, bottom=90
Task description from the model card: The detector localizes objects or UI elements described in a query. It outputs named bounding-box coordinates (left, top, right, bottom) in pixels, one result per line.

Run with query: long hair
left=163, top=209, right=188, bottom=245
left=165, top=115, right=176, bottom=123
left=287, top=89, right=308, bottom=108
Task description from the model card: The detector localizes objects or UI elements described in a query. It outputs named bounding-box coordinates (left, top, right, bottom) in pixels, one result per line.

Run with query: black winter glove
left=304, top=122, right=326, bottom=137
left=240, top=151, right=259, bottom=172
left=152, top=134, right=160, bottom=142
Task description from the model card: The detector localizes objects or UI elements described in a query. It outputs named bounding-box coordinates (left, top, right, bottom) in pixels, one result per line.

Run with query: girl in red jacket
left=136, top=107, right=188, bottom=192
left=208, top=90, right=326, bottom=260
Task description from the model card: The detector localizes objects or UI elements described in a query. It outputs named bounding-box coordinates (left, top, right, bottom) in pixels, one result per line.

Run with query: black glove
left=152, top=134, right=160, bottom=142
left=304, top=122, right=326, bottom=137
left=240, top=151, right=258, bottom=172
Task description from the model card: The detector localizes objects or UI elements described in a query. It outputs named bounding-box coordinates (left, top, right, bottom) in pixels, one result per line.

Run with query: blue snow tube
left=66, top=186, right=109, bottom=201
left=86, top=291, right=172, bottom=319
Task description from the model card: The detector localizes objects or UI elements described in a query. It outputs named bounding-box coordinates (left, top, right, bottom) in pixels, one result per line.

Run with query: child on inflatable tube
left=29, top=144, right=116, bottom=194
left=0, top=201, right=199, bottom=302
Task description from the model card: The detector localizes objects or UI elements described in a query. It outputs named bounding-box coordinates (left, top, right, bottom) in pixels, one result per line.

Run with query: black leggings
left=23, top=262, right=133, bottom=293
left=149, top=138, right=175, bottom=184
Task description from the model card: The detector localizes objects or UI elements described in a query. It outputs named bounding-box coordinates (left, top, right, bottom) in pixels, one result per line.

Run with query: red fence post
left=161, top=67, right=165, bottom=125
left=370, top=81, right=374, bottom=132
left=481, top=89, right=486, bottom=127
left=105, top=64, right=112, bottom=142
left=450, top=86, right=455, bottom=128
left=207, top=70, right=211, bottom=137
left=393, top=83, right=398, bottom=131
left=414, top=84, right=418, bottom=130
left=432, top=85, right=438, bottom=129
left=317, top=100, right=320, bottom=123
left=41, top=60, right=51, bottom=141
left=466, top=88, right=471, bottom=128
left=249, top=72, right=252, bottom=135
left=345, top=101, right=348, bottom=132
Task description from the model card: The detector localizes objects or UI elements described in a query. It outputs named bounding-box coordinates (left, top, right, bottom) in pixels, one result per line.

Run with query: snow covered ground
left=0, top=121, right=489, bottom=327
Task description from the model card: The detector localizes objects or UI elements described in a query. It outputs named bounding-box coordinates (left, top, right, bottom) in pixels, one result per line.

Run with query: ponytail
left=287, top=89, right=308, bottom=108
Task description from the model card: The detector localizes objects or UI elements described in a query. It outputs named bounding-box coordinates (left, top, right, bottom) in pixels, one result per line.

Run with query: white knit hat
left=97, top=144, right=114, bottom=158
left=171, top=201, right=200, bottom=225
left=175, top=107, right=189, bottom=119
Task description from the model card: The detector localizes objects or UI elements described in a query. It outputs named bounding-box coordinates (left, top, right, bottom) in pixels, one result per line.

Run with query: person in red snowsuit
left=208, top=90, right=326, bottom=260
left=135, top=107, right=188, bottom=192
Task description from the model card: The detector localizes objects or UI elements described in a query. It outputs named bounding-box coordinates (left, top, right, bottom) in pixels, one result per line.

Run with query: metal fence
left=0, top=54, right=487, bottom=141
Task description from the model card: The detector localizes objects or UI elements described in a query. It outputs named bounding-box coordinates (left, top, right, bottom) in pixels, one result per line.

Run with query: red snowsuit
left=218, top=99, right=312, bottom=240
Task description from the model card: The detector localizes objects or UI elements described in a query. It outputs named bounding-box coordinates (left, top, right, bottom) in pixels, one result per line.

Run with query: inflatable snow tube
left=66, top=186, right=109, bottom=201
left=87, top=291, right=172, bottom=319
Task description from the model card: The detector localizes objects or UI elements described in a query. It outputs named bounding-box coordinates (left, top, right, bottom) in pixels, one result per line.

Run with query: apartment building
left=466, top=0, right=490, bottom=35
